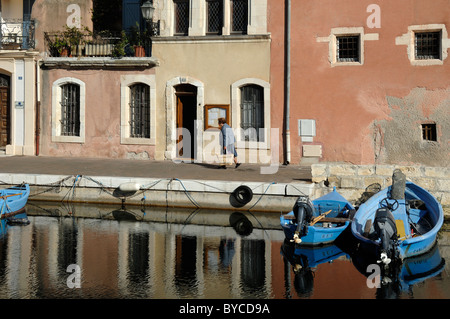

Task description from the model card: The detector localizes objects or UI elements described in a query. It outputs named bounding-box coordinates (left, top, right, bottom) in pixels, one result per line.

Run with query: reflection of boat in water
left=280, top=242, right=348, bottom=297
left=350, top=242, right=445, bottom=298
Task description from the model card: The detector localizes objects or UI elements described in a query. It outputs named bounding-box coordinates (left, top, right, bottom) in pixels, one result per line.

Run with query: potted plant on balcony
left=112, top=31, right=128, bottom=58
left=128, top=24, right=146, bottom=57
left=48, top=35, right=70, bottom=57
left=47, top=26, right=92, bottom=57
left=63, top=26, right=92, bottom=56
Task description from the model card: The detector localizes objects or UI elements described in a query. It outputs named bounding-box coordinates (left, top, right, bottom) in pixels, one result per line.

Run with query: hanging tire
left=232, top=185, right=253, bottom=205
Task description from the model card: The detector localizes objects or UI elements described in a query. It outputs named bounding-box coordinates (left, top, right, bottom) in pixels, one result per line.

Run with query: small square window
left=415, top=31, right=441, bottom=60
left=422, top=123, right=437, bottom=142
left=336, top=35, right=360, bottom=62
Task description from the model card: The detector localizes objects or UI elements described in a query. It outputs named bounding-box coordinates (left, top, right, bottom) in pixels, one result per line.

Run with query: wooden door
left=176, top=95, right=184, bottom=157
left=0, top=87, right=10, bottom=147
left=176, top=92, right=197, bottom=159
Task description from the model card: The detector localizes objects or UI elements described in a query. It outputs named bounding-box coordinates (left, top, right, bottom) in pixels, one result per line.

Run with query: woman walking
left=218, top=117, right=241, bottom=169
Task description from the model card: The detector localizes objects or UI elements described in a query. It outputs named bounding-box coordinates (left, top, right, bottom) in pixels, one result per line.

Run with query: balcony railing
left=44, top=29, right=153, bottom=58
left=0, top=19, right=36, bottom=50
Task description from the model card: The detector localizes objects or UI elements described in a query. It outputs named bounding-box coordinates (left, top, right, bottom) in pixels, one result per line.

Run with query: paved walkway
left=0, top=156, right=312, bottom=184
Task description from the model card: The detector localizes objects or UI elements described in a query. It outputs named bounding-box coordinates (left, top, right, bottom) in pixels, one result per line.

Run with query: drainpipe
left=284, top=0, right=291, bottom=164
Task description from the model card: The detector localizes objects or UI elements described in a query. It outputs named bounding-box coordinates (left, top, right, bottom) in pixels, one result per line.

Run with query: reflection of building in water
left=0, top=216, right=278, bottom=298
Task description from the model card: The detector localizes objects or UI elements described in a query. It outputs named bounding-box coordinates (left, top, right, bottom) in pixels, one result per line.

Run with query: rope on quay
left=27, top=175, right=77, bottom=198
left=247, top=182, right=276, bottom=211
left=11, top=174, right=284, bottom=211
left=174, top=178, right=201, bottom=208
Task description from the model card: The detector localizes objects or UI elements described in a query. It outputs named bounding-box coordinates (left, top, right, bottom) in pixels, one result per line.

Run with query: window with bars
left=207, top=0, right=223, bottom=35
left=336, top=35, right=360, bottom=62
left=60, top=84, right=80, bottom=136
left=129, top=84, right=151, bottom=139
left=231, top=0, right=248, bottom=34
left=174, top=0, right=189, bottom=35
left=422, top=123, right=437, bottom=142
left=415, top=31, right=441, bottom=60
left=240, top=85, right=264, bottom=142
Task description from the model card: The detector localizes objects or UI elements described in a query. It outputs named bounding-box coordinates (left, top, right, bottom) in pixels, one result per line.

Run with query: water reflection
left=350, top=241, right=446, bottom=299
left=0, top=202, right=448, bottom=299
left=281, top=243, right=347, bottom=298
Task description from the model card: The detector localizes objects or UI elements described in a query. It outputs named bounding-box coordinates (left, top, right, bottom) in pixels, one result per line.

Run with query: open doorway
left=175, top=84, right=197, bottom=160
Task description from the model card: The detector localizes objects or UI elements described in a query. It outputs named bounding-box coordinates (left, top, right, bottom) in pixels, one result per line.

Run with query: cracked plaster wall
left=374, top=88, right=449, bottom=166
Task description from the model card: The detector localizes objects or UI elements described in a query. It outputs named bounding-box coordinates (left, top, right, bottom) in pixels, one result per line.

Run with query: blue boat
left=351, top=169, right=444, bottom=265
left=0, top=184, right=30, bottom=234
left=280, top=188, right=355, bottom=246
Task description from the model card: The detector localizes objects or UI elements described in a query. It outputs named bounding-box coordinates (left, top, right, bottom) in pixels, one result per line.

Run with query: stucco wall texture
left=40, top=68, right=156, bottom=159
left=269, top=0, right=449, bottom=166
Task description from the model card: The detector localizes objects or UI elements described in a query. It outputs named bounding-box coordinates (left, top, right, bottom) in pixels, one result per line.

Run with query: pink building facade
left=270, top=0, right=449, bottom=167
left=2, top=0, right=447, bottom=168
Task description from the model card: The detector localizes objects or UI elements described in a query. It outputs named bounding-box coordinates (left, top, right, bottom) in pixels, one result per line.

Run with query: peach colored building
left=269, top=0, right=449, bottom=167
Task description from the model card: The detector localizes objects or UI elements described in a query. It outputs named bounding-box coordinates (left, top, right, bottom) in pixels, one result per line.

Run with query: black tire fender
left=232, top=185, right=253, bottom=205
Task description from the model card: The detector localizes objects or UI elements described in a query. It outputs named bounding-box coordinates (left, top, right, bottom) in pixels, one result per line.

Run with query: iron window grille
left=231, top=0, right=248, bottom=34
left=336, top=35, right=360, bottom=62
left=129, top=84, right=151, bottom=139
left=240, top=85, right=264, bottom=142
left=174, top=0, right=189, bottom=35
left=60, top=84, right=80, bottom=137
left=422, top=123, right=437, bottom=142
left=415, top=31, right=441, bottom=60
left=207, top=0, right=223, bottom=35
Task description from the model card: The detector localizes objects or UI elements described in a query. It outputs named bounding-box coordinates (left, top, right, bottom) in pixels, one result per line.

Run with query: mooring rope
left=247, top=182, right=276, bottom=211
left=21, top=174, right=288, bottom=213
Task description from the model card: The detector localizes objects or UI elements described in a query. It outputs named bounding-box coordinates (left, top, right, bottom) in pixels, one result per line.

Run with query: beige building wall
left=152, top=0, right=271, bottom=163
left=152, top=37, right=271, bottom=162
left=0, top=0, right=41, bottom=156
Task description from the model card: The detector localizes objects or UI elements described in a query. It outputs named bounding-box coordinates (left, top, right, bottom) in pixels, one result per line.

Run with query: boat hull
left=281, top=214, right=350, bottom=246
left=351, top=181, right=443, bottom=260
left=280, top=189, right=354, bottom=246
left=0, top=184, right=30, bottom=219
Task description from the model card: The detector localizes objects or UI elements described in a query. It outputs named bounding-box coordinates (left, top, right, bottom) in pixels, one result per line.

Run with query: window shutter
left=122, top=0, right=142, bottom=32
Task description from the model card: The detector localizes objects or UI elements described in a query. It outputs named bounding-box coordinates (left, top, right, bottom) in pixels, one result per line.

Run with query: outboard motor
left=292, top=196, right=314, bottom=244
left=374, top=207, right=398, bottom=265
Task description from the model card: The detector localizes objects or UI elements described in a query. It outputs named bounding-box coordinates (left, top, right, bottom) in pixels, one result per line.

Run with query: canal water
left=0, top=201, right=448, bottom=300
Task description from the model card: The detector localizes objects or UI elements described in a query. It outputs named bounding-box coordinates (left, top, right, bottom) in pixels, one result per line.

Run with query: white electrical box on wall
left=298, top=119, right=316, bottom=142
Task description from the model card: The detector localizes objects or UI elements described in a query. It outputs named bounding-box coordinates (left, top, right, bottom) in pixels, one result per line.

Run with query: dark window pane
left=231, top=0, right=248, bottom=34
left=336, top=35, right=360, bottom=62
left=60, top=84, right=80, bottom=136
left=415, top=31, right=441, bottom=60
left=207, top=0, right=223, bottom=34
left=240, top=85, right=264, bottom=142
left=174, top=0, right=189, bottom=35
left=130, top=84, right=151, bottom=138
